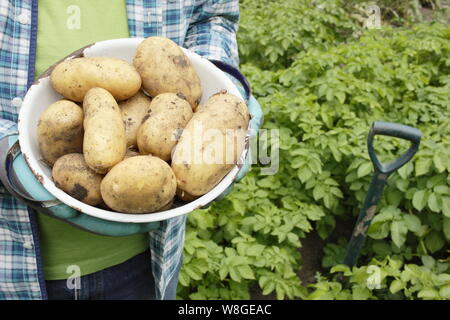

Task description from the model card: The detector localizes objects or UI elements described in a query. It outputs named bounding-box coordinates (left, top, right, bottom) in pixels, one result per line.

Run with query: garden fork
left=343, top=121, right=422, bottom=267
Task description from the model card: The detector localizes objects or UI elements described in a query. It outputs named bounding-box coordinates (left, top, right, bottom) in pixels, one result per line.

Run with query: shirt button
left=11, top=97, right=22, bottom=107
left=17, top=12, right=30, bottom=25
left=23, top=241, right=33, bottom=249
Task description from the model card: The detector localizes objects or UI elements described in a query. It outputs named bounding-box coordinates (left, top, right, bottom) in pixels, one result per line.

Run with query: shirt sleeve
left=184, top=0, right=240, bottom=67
left=0, top=119, right=18, bottom=140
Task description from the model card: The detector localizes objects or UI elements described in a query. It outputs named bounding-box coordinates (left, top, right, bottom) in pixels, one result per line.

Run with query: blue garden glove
left=0, top=134, right=160, bottom=236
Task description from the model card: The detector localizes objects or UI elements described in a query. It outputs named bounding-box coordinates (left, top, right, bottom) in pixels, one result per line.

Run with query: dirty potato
left=83, top=88, right=126, bottom=174
left=158, top=197, right=174, bottom=211
left=119, top=91, right=153, bottom=148
left=171, top=91, right=250, bottom=196
left=100, top=155, right=177, bottom=213
left=176, top=188, right=199, bottom=202
left=133, top=37, right=202, bottom=109
left=37, top=99, right=83, bottom=166
left=51, top=57, right=141, bottom=102
left=123, top=148, right=141, bottom=159
left=52, top=153, right=103, bottom=206
left=137, top=93, right=193, bottom=161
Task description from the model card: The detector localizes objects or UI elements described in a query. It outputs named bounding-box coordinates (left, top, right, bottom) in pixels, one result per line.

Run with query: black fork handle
left=343, top=121, right=422, bottom=267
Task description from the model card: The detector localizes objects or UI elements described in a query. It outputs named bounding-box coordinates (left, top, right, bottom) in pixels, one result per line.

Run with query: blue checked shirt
left=0, top=0, right=239, bottom=300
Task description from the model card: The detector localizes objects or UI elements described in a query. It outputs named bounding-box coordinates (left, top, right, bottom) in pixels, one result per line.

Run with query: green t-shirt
left=36, top=0, right=148, bottom=281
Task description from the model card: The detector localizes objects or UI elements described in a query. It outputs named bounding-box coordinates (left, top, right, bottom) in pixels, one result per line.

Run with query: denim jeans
left=45, top=250, right=181, bottom=300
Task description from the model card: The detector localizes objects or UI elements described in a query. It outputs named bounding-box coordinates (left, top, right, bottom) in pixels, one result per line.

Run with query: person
left=0, top=0, right=262, bottom=300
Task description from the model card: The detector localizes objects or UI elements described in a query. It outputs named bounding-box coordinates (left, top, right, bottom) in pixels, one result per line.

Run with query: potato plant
left=178, top=0, right=450, bottom=300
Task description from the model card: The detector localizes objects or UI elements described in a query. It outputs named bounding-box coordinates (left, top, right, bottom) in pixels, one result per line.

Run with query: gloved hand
left=0, top=134, right=160, bottom=236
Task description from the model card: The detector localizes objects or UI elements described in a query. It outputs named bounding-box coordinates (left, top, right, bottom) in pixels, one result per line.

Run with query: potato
left=159, top=198, right=174, bottom=211
left=119, top=91, right=153, bottom=148
left=171, top=91, right=250, bottom=196
left=137, top=93, right=193, bottom=161
left=52, top=153, right=103, bottom=206
left=133, top=37, right=202, bottom=109
left=83, top=88, right=126, bottom=174
left=176, top=188, right=199, bottom=202
left=37, top=99, right=83, bottom=166
left=124, top=148, right=140, bottom=159
left=51, top=57, right=141, bottom=102
left=100, top=155, right=177, bottom=213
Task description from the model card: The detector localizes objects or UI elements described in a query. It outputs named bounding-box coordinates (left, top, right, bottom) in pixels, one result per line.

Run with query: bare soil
left=250, top=216, right=355, bottom=300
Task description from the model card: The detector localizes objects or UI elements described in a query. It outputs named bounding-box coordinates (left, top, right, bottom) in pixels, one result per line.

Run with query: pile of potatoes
left=38, top=36, right=250, bottom=214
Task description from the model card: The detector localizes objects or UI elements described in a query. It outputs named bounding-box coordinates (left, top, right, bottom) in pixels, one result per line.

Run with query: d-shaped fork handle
left=368, top=121, right=422, bottom=175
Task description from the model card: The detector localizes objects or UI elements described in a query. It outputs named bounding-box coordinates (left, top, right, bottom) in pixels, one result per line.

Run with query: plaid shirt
left=0, top=0, right=239, bottom=300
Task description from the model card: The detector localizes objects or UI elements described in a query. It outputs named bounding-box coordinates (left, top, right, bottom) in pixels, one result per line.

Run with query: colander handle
left=209, top=59, right=251, bottom=104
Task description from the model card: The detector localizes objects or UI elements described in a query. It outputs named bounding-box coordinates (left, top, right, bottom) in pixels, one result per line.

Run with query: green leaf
left=427, top=193, right=441, bottom=213
left=442, top=217, right=450, bottom=241
left=433, top=152, right=446, bottom=172
left=335, top=91, right=346, bottom=104
left=262, top=281, right=275, bottom=295
left=276, top=283, right=286, bottom=300
left=330, top=264, right=352, bottom=276
left=229, top=268, right=242, bottom=282
left=391, top=220, right=408, bottom=248
left=297, top=168, right=312, bottom=183
left=330, top=187, right=344, bottom=198
left=247, top=244, right=265, bottom=257
left=424, top=231, right=445, bottom=253
left=372, top=241, right=392, bottom=256
left=415, top=157, right=432, bottom=176
left=357, top=162, right=372, bottom=178
left=255, top=190, right=269, bottom=198
left=402, top=214, right=421, bottom=233
left=313, top=185, right=325, bottom=201
left=412, top=190, right=428, bottom=211
left=434, top=185, right=450, bottom=195
left=398, top=162, right=413, bottom=180
left=269, top=51, right=278, bottom=63
left=237, top=265, right=255, bottom=280
left=389, top=279, right=404, bottom=294
left=219, top=267, right=228, bottom=280
left=352, top=285, right=372, bottom=300
left=326, top=88, right=334, bottom=101
left=189, top=292, right=207, bottom=300
left=185, top=266, right=202, bottom=281
left=368, top=221, right=390, bottom=240
left=386, top=190, right=403, bottom=207
left=442, top=196, right=450, bottom=218
left=436, top=274, right=450, bottom=284
left=395, top=178, right=409, bottom=192
left=178, top=270, right=189, bottom=287
left=439, top=285, right=450, bottom=299
left=418, top=288, right=439, bottom=299
left=421, top=255, right=435, bottom=269
left=232, top=199, right=247, bottom=214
